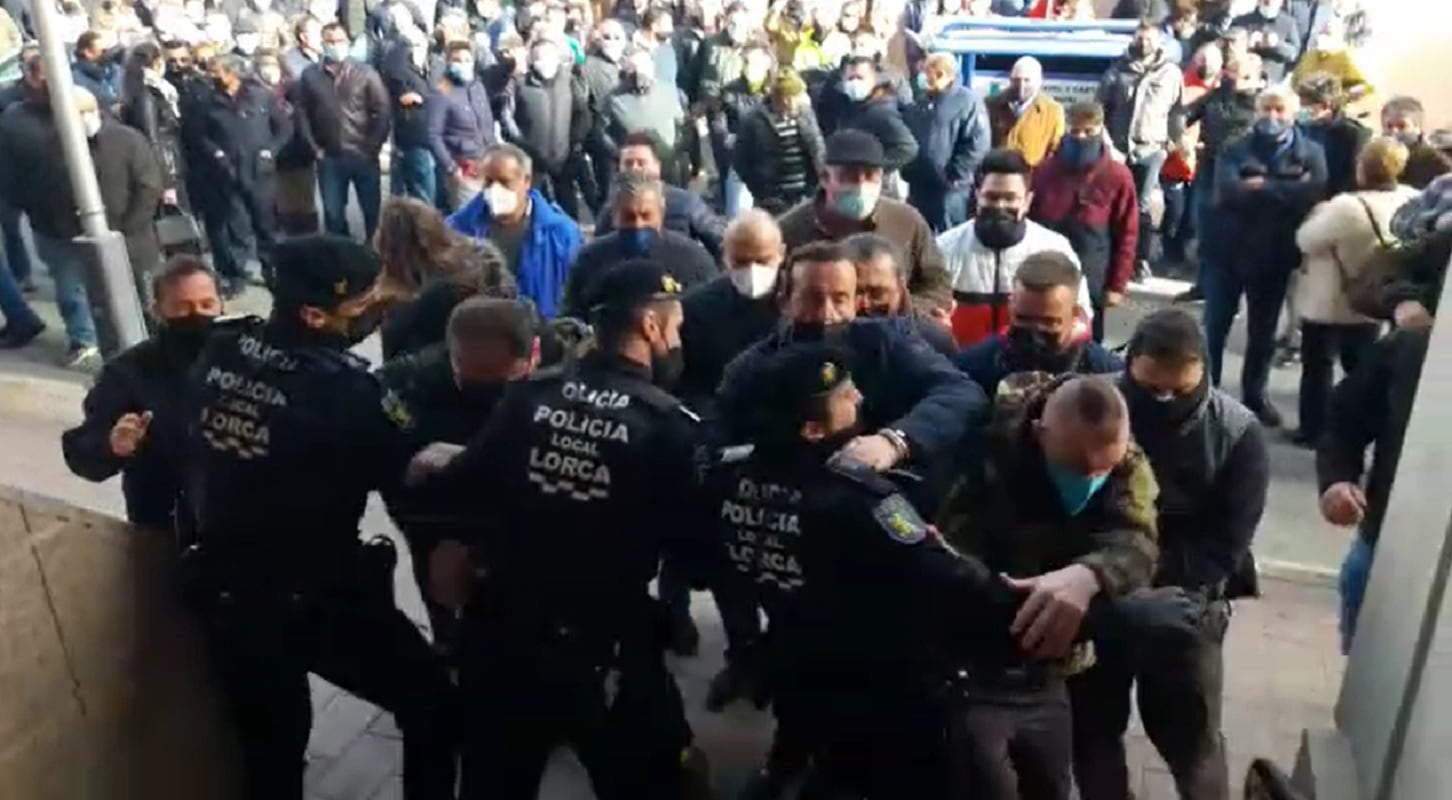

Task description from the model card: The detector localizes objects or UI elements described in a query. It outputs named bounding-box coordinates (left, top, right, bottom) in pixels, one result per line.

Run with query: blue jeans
left=392, top=147, right=437, bottom=207
left=31, top=233, right=98, bottom=348
left=1202, top=259, right=1292, bottom=408
left=1338, top=536, right=1374, bottom=654
left=2, top=207, right=33, bottom=283
left=318, top=154, right=382, bottom=240
left=0, top=244, right=42, bottom=334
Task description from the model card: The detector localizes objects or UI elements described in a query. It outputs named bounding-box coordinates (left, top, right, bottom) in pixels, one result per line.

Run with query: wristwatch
left=879, top=428, right=912, bottom=461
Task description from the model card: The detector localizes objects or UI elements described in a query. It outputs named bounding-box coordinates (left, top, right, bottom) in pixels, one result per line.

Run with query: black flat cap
left=825, top=129, right=886, bottom=169
left=584, top=258, right=684, bottom=316
left=271, top=235, right=382, bottom=310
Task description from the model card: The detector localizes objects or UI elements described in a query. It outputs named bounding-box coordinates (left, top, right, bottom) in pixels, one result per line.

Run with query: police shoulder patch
left=380, top=389, right=415, bottom=431
left=872, top=493, right=927, bottom=545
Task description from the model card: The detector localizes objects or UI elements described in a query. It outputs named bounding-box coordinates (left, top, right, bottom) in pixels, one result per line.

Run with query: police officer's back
left=183, top=235, right=454, bottom=800
left=418, top=259, right=712, bottom=800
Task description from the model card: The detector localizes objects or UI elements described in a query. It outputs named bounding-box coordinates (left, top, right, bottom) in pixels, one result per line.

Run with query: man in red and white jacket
left=938, top=148, right=1095, bottom=348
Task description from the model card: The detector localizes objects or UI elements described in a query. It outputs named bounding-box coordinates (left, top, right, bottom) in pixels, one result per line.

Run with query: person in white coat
left=1292, top=136, right=1417, bottom=445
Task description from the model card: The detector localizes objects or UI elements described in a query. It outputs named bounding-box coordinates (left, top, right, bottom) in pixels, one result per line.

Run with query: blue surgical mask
left=1059, top=136, right=1102, bottom=169
left=842, top=77, right=872, bottom=102
left=831, top=184, right=880, bottom=220
left=449, top=62, right=475, bottom=83
left=1254, top=117, right=1290, bottom=140
left=323, top=42, right=350, bottom=63
left=913, top=72, right=928, bottom=92
left=619, top=227, right=658, bottom=256
left=1046, top=460, right=1109, bottom=516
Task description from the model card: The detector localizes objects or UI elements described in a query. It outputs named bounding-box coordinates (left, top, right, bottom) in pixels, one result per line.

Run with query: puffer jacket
left=1294, top=185, right=1419, bottom=324
left=1096, top=51, right=1185, bottom=157
left=505, top=69, right=587, bottom=173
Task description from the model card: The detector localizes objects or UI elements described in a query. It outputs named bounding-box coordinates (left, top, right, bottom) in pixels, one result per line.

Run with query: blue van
left=925, top=17, right=1137, bottom=106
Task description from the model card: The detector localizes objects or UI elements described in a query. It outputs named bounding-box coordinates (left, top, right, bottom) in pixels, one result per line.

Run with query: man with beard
left=380, top=297, right=540, bottom=659
left=1072, top=308, right=1267, bottom=800
left=408, top=259, right=714, bottom=799
left=955, top=252, right=1123, bottom=398
left=62, top=257, right=229, bottom=530
left=843, top=232, right=958, bottom=358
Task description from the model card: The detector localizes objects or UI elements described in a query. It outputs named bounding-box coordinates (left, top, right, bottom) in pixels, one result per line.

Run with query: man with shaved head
left=986, top=55, right=1066, bottom=167
left=935, top=370, right=1160, bottom=797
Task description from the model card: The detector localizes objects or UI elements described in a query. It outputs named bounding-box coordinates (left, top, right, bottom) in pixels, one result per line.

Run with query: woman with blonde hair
left=1292, top=136, right=1419, bottom=445
left=374, top=196, right=517, bottom=358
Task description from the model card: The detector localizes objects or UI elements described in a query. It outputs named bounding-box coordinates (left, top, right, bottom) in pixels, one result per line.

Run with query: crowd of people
left=1, top=0, right=1444, bottom=797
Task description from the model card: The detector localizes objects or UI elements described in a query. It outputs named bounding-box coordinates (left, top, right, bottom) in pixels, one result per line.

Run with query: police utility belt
left=945, top=645, right=1094, bottom=695
left=180, top=533, right=397, bottom=608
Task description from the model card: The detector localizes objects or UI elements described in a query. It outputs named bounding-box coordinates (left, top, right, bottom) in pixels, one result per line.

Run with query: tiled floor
left=302, top=579, right=1343, bottom=800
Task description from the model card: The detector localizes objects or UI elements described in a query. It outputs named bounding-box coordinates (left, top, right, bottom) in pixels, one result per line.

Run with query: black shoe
left=1249, top=401, right=1283, bottom=428
left=1173, top=286, right=1204, bottom=303
left=668, top=609, right=700, bottom=657
left=1133, top=259, right=1153, bottom=282
left=0, top=322, right=45, bottom=349
left=1284, top=429, right=1316, bottom=449
left=705, top=662, right=751, bottom=712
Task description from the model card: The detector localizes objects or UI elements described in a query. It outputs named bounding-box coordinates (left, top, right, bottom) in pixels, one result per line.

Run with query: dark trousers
left=1203, top=262, right=1293, bottom=409
left=532, top=161, right=583, bottom=222
left=1070, top=600, right=1231, bottom=800
left=200, top=592, right=456, bottom=800
left=318, top=153, right=382, bottom=240
left=200, top=177, right=277, bottom=281
left=950, top=682, right=1073, bottom=800
left=1298, top=321, right=1379, bottom=440
left=801, top=700, right=953, bottom=799
left=459, top=628, right=689, bottom=799
left=1091, top=293, right=1107, bottom=344
left=909, top=185, right=973, bottom=234
left=1, top=206, right=32, bottom=283
left=1162, top=178, right=1195, bottom=262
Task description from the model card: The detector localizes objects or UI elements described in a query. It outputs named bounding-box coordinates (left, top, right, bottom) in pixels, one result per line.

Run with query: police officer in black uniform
left=412, top=258, right=714, bottom=800
left=709, top=341, right=1022, bottom=799
left=182, top=235, right=454, bottom=800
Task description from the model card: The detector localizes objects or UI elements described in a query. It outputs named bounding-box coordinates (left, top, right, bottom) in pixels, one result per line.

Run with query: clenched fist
left=109, top=411, right=152, bottom=459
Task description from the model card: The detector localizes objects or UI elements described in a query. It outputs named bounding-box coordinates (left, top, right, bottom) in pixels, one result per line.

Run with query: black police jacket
left=62, top=333, right=215, bottom=529
left=711, top=444, right=1015, bottom=680
left=183, top=318, right=417, bottom=581
left=678, top=275, right=781, bottom=415
left=430, top=350, right=717, bottom=648
left=716, top=318, right=988, bottom=463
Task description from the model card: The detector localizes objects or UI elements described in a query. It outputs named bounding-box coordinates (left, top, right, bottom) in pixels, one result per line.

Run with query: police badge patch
left=381, top=390, right=415, bottom=431
left=872, top=494, right=927, bottom=544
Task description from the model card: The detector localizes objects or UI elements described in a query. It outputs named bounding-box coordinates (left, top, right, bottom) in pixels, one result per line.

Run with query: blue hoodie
left=446, top=188, right=582, bottom=318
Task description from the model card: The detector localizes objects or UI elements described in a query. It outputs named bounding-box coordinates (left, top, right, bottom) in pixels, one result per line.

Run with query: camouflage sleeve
left=934, top=471, right=988, bottom=559
left=1075, top=447, right=1160, bottom=597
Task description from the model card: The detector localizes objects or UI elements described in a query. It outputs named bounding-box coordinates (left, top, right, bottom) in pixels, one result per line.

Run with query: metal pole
left=29, top=0, right=149, bottom=355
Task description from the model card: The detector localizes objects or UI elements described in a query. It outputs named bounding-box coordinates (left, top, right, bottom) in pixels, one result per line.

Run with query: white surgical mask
left=236, top=33, right=261, bottom=54
left=744, top=63, right=770, bottom=85
left=729, top=263, right=779, bottom=299
left=1257, top=3, right=1281, bottom=18
left=842, top=77, right=872, bottom=102
left=600, top=40, right=626, bottom=61
left=323, top=42, right=350, bottom=62
left=484, top=183, right=519, bottom=217
left=81, top=111, right=102, bottom=138
left=532, top=59, right=560, bottom=80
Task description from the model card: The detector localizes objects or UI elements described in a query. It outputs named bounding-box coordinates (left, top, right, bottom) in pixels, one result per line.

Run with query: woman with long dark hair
left=121, top=41, right=187, bottom=208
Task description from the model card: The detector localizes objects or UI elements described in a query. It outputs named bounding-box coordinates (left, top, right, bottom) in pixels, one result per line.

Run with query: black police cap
left=750, top=342, right=854, bottom=435
left=584, top=258, right=684, bottom=317
left=271, top=235, right=382, bottom=310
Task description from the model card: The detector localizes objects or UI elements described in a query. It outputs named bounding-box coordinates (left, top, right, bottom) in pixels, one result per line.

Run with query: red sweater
left=1028, top=150, right=1140, bottom=296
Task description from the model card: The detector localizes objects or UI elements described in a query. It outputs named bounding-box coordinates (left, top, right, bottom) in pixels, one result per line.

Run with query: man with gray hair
left=447, top=143, right=583, bottom=318
left=986, top=56, right=1066, bottom=168
left=561, top=170, right=716, bottom=318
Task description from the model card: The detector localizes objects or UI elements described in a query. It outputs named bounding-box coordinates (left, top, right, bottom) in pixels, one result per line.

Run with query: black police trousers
left=198, top=590, right=456, bottom=800
left=459, top=628, right=692, bottom=800
left=949, top=680, right=1074, bottom=800
left=1069, top=599, right=1232, bottom=800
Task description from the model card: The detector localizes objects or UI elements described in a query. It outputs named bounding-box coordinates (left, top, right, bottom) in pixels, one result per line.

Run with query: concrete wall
left=0, top=486, right=241, bottom=800
left=1356, top=0, right=1452, bottom=127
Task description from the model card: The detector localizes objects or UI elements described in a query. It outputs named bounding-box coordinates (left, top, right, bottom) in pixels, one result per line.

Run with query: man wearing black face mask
left=408, top=258, right=715, bottom=799
left=378, top=297, right=540, bottom=660
left=955, top=252, right=1123, bottom=398
left=1072, top=308, right=1268, bottom=800
left=62, top=257, right=229, bottom=530
left=181, top=235, right=457, bottom=800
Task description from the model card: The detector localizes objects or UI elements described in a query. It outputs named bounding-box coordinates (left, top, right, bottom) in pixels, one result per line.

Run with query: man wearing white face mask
left=1230, top=0, right=1302, bottom=83
left=679, top=209, right=784, bottom=415
left=500, top=36, right=586, bottom=220
left=230, top=17, right=263, bottom=59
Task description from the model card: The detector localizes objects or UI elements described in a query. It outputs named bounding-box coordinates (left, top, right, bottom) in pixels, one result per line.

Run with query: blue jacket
left=954, top=335, right=1125, bottom=398
left=447, top=188, right=582, bottom=318
left=904, top=83, right=991, bottom=194
left=73, top=59, right=122, bottom=111
left=716, top=317, right=987, bottom=463
left=428, top=78, right=497, bottom=168
left=1213, top=128, right=1327, bottom=272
